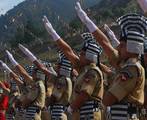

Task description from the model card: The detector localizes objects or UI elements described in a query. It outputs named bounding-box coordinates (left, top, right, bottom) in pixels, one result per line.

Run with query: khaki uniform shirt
left=46, top=76, right=55, bottom=97
left=109, top=58, right=145, bottom=105
left=52, top=76, right=72, bottom=105
left=27, top=80, right=46, bottom=108
left=73, top=63, right=103, bottom=101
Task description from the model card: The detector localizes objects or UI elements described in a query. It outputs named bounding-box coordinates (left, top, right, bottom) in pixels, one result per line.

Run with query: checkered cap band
left=25, top=61, right=56, bottom=77
left=144, top=40, right=147, bottom=53
left=41, top=61, right=57, bottom=76
left=58, top=51, right=72, bottom=77
left=25, top=65, right=35, bottom=76
left=126, top=31, right=145, bottom=54
left=127, top=31, right=145, bottom=43
left=81, top=32, right=95, bottom=40
left=81, top=33, right=102, bottom=54
left=117, top=13, right=147, bottom=37
left=81, top=32, right=102, bottom=63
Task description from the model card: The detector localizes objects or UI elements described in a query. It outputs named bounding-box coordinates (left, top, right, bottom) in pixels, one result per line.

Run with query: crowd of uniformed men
left=0, top=1, right=147, bottom=120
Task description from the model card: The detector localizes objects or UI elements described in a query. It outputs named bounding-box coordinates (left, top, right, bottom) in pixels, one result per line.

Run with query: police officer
left=5, top=50, right=48, bottom=120
left=46, top=51, right=72, bottom=120
left=18, top=46, right=72, bottom=120
left=18, top=44, right=59, bottom=120
left=75, top=2, right=146, bottom=120
left=42, top=15, right=104, bottom=120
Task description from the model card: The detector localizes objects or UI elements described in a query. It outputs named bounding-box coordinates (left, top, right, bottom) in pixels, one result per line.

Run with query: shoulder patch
left=120, top=64, right=140, bottom=79
left=83, top=69, right=98, bottom=83
left=119, top=72, right=131, bottom=81
left=56, top=76, right=66, bottom=89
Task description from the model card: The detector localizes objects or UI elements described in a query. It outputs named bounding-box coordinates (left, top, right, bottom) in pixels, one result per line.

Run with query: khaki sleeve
left=52, top=77, right=66, bottom=100
left=109, top=49, right=119, bottom=67
left=65, top=78, right=72, bottom=102
left=27, top=85, right=39, bottom=101
left=109, top=66, right=138, bottom=101
left=80, top=69, right=99, bottom=96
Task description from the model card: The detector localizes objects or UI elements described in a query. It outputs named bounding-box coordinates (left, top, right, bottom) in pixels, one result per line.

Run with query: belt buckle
left=94, top=107, right=100, bottom=112
left=141, top=108, right=147, bottom=115
left=131, top=114, right=137, bottom=119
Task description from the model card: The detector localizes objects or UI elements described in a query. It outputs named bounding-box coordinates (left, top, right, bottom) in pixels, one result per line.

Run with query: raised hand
left=104, top=24, right=120, bottom=48
left=0, top=60, right=12, bottom=73
left=42, top=16, right=60, bottom=41
left=104, top=24, right=111, bottom=32
left=75, top=2, right=97, bottom=33
left=6, top=50, right=18, bottom=66
left=42, top=16, right=55, bottom=34
left=137, top=0, right=147, bottom=15
left=18, top=44, right=37, bottom=62
left=75, top=2, right=88, bottom=23
left=67, top=106, right=73, bottom=115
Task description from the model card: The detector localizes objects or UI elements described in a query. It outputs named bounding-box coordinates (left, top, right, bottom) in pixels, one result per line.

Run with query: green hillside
left=0, top=0, right=143, bottom=65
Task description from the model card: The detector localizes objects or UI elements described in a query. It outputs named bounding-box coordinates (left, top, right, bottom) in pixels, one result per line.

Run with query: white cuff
left=50, top=30, right=61, bottom=41
left=67, top=106, right=73, bottom=115
left=75, top=2, right=98, bottom=33
left=18, top=44, right=37, bottom=62
left=6, top=50, right=18, bottom=67
left=86, top=19, right=98, bottom=33
left=0, top=60, right=12, bottom=73
left=104, top=24, right=120, bottom=48
left=43, top=16, right=60, bottom=41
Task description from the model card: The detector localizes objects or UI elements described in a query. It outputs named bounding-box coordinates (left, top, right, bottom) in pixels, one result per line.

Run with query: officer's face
left=144, top=53, right=147, bottom=66
left=32, top=70, right=37, bottom=81
left=79, top=50, right=91, bottom=66
left=117, top=41, right=128, bottom=60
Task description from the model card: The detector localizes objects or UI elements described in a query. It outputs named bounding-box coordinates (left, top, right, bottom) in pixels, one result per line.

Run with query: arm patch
left=119, top=65, right=140, bottom=81
left=83, top=69, right=98, bottom=83
left=119, top=72, right=132, bottom=81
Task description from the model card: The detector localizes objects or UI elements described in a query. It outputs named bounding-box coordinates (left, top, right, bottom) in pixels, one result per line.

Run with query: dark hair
left=119, top=33, right=127, bottom=42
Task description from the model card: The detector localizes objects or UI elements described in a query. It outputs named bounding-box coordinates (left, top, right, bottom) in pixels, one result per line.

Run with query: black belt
left=80, top=100, right=101, bottom=112
left=80, top=100, right=101, bottom=120
left=128, top=103, right=138, bottom=115
left=110, top=101, right=139, bottom=120
left=26, top=105, right=41, bottom=113
left=50, top=104, right=67, bottom=111
left=51, top=104, right=67, bottom=119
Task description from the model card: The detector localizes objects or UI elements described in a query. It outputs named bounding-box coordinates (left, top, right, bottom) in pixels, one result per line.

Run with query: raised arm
left=75, top=2, right=119, bottom=65
left=100, top=63, right=113, bottom=75
left=18, top=44, right=57, bottom=77
left=137, top=0, right=147, bottom=16
left=6, top=50, right=33, bottom=83
left=0, top=81, right=10, bottom=94
left=0, top=60, right=24, bottom=85
left=42, top=16, right=79, bottom=66
left=104, top=24, right=120, bottom=48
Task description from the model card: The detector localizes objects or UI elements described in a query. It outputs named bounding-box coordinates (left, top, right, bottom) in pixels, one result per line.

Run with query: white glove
left=75, top=2, right=97, bottom=32
left=67, top=106, right=73, bottom=115
left=18, top=44, right=37, bottom=62
left=42, top=16, right=60, bottom=41
left=6, top=50, right=19, bottom=67
left=75, top=2, right=88, bottom=23
left=137, top=0, right=147, bottom=14
left=0, top=60, right=12, bottom=73
left=104, top=24, right=111, bottom=32
left=104, top=24, right=120, bottom=48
